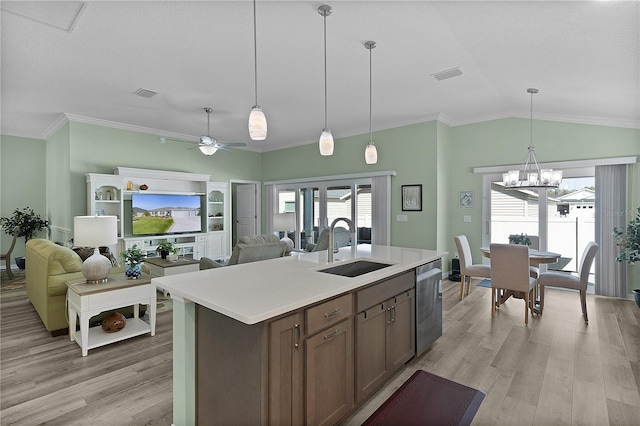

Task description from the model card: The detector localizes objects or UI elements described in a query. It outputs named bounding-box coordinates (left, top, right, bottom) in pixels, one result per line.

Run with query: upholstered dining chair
left=509, top=234, right=540, bottom=279
left=454, top=235, right=491, bottom=300
left=490, top=243, right=537, bottom=325
left=537, top=242, right=599, bottom=323
left=1, top=227, right=19, bottom=281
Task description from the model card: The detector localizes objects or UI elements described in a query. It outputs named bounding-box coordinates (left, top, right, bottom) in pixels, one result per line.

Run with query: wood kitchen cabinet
left=268, top=313, right=303, bottom=426
left=355, top=271, right=415, bottom=404
left=267, top=296, right=353, bottom=426
left=305, top=318, right=354, bottom=426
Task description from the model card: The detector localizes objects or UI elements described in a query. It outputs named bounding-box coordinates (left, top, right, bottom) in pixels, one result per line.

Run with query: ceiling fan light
left=319, top=128, right=334, bottom=156
left=199, top=145, right=218, bottom=156
left=365, top=142, right=377, bottom=164
left=248, top=106, right=267, bottom=140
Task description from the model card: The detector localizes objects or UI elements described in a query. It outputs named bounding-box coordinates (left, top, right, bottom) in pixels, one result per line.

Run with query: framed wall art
left=401, top=184, right=422, bottom=211
left=459, top=191, right=474, bottom=209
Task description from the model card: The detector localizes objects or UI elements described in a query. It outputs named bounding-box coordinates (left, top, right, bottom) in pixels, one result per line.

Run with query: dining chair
left=490, top=243, right=537, bottom=325
left=509, top=234, right=540, bottom=279
left=454, top=235, right=491, bottom=300
left=537, top=242, right=599, bottom=323
left=1, top=227, right=19, bottom=281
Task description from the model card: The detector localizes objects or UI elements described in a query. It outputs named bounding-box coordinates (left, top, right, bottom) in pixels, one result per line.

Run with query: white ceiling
left=2, top=1, right=639, bottom=152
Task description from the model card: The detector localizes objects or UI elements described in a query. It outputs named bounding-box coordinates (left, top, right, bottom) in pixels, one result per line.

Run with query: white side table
left=66, top=273, right=156, bottom=356
left=146, top=257, right=200, bottom=296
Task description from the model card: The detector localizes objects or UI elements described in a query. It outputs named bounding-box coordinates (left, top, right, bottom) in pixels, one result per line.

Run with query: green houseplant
left=120, top=244, right=146, bottom=279
left=614, top=207, right=640, bottom=308
left=1, top=207, right=49, bottom=269
left=508, top=233, right=531, bottom=246
left=156, top=240, right=178, bottom=260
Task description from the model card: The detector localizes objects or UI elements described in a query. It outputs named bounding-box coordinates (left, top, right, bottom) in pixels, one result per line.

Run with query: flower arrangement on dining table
left=120, top=244, right=146, bottom=279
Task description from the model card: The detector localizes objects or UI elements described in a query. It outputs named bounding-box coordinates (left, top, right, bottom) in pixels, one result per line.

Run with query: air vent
left=431, top=67, right=462, bottom=81
left=133, top=88, right=158, bottom=98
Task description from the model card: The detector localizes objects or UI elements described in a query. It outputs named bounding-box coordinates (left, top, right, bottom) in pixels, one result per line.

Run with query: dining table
left=480, top=246, right=561, bottom=314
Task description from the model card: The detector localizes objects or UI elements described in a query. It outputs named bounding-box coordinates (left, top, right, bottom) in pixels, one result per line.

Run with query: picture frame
left=459, top=191, right=474, bottom=209
left=401, top=184, right=422, bottom=211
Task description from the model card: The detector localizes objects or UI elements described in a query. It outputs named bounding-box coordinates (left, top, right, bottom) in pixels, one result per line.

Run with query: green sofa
left=25, top=239, right=146, bottom=335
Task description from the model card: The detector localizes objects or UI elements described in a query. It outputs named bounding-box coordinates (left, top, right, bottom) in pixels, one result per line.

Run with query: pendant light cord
left=369, top=45, right=373, bottom=143
left=529, top=90, right=534, bottom=148
left=323, top=12, right=328, bottom=128
left=253, top=0, right=258, bottom=106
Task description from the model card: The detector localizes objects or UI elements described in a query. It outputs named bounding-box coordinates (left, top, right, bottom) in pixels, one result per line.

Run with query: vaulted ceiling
left=2, top=1, right=638, bottom=152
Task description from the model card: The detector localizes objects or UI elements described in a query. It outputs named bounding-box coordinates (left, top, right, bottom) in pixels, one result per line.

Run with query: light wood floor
left=2, top=279, right=639, bottom=425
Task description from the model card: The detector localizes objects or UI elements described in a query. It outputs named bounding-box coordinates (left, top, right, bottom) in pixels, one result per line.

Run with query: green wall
left=262, top=122, right=442, bottom=251
left=0, top=135, right=47, bottom=261
left=2, top=116, right=638, bottom=291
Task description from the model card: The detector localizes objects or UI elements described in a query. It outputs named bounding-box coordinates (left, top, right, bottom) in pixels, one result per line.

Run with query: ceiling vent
left=431, top=67, right=462, bottom=81
left=133, top=88, right=158, bottom=98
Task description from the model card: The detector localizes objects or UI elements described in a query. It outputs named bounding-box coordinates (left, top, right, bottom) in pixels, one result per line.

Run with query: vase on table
left=125, top=262, right=143, bottom=279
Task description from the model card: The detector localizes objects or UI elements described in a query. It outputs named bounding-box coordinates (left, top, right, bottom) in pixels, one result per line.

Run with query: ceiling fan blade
left=215, top=145, right=232, bottom=153
left=217, top=142, right=247, bottom=147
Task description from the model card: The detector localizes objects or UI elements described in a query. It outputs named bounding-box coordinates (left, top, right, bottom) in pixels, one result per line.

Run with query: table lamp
left=74, top=215, right=118, bottom=283
left=273, top=212, right=296, bottom=254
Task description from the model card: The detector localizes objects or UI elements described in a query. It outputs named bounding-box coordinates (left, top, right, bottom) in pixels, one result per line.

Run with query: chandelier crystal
left=503, top=88, right=562, bottom=190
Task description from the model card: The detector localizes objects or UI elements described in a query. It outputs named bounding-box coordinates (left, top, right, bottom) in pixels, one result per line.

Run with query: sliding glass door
left=273, top=179, right=375, bottom=250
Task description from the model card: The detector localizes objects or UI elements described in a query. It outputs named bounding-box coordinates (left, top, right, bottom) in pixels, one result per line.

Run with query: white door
left=236, top=184, right=257, bottom=240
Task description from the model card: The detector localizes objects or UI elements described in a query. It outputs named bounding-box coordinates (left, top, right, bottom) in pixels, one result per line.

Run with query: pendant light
left=364, top=41, right=378, bottom=164
left=318, top=5, right=333, bottom=156
left=248, top=0, right=267, bottom=140
left=503, top=88, right=562, bottom=189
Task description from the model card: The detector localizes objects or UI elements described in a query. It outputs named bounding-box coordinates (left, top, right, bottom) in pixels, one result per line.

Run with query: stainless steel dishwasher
left=415, top=259, right=443, bottom=357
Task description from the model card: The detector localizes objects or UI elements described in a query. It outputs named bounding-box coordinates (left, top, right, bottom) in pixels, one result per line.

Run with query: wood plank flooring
left=2, top=277, right=640, bottom=425
left=342, top=279, right=640, bottom=426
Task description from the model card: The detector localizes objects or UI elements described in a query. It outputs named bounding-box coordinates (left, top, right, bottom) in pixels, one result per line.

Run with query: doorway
left=231, top=181, right=261, bottom=247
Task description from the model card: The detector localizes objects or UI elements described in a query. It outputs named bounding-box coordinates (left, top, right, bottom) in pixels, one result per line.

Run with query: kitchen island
left=153, top=244, right=445, bottom=425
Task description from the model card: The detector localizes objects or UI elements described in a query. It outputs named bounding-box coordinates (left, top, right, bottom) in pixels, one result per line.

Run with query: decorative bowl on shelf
left=139, top=184, right=148, bottom=191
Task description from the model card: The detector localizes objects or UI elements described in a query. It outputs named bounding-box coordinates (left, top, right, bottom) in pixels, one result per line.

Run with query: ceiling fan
left=197, top=107, right=246, bottom=155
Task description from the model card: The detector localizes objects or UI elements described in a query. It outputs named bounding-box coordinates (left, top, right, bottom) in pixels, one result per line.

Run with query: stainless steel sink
left=318, top=260, right=392, bottom=277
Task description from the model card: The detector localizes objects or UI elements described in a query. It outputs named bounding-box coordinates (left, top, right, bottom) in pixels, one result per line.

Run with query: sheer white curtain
left=371, top=175, right=391, bottom=245
left=595, top=164, right=627, bottom=297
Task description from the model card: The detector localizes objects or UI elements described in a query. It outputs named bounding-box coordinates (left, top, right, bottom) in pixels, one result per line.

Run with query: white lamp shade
left=365, top=142, right=378, bottom=164
left=199, top=145, right=218, bottom=155
left=273, top=212, right=296, bottom=232
left=74, top=215, right=118, bottom=247
left=248, top=106, right=267, bottom=140
left=319, top=129, right=334, bottom=156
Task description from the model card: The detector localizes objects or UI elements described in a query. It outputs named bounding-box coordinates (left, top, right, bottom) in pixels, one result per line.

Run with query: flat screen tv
left=131, top=193, right=202, bottom=235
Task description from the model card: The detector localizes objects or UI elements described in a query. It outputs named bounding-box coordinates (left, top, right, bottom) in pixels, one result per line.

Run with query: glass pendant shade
left=365, top=142, right=377, bottom=164
left=199, top=145, right=218, bottom=156
left=319, top=128, right=334, bottom=156
left=248, top=106, right=267, bottom=140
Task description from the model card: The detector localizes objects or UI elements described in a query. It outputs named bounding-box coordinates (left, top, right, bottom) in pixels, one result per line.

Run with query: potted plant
left=156, top=240, right=178, bottom=260
left=614, top=207, right=640, bottom=308
left=120, top=244, right=146, bottom=279
left=508, top=233, right=531, bottom=246
left=0, top=207, right=49, bottom=269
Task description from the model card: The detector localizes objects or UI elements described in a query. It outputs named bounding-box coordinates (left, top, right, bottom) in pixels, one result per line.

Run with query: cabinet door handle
left=324, top=308, right=342, bottom=318
left=323, top=329, right=343, bottom=340
left=387, top=306, right=392, bottom=324
left=391, top=305, right=396, bottom=323
left=294, top=323, right=300, bottom=350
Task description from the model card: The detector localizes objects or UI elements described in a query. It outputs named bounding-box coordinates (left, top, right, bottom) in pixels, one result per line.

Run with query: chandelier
left=503, top=88, right=562, bottom=190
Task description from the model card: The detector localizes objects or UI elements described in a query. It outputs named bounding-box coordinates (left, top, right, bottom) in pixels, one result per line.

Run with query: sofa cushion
left=238, top=234, right=280, bottom=245
left=72, top=246, right=119, bottom=266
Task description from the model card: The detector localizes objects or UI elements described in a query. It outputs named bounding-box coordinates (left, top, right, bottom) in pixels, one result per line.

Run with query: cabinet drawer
left=305, top=294, right=353, bottom=336
left=356, top=271, right=414, bottom=313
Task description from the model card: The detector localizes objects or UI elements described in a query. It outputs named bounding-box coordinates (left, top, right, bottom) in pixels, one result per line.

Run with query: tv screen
left=131, top=194, right=202, bottom=235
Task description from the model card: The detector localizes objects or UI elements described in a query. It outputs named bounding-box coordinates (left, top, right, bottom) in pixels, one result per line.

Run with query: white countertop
left=152, top=244, right=446, bottom=325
